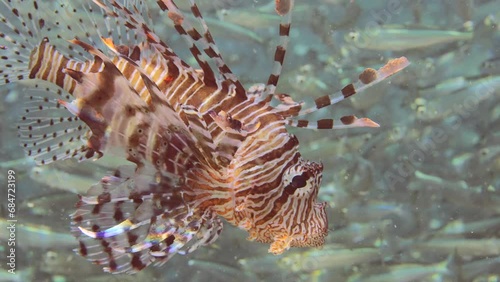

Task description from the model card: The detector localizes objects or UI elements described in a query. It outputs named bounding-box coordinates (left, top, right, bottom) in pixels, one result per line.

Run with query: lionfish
left=0, top=0, right=409, bottom=274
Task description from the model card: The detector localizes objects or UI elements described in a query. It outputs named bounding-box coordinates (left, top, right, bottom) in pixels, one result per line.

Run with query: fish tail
left=0, top=0, right=48, bottom=84
left=14, top=37, right=127, bottom=165
left=0, top=1, right=77, bottom=84
left=17, top=82, right=96, bottom=165
left=0, top=1, right=107, bottom=165
left=0, top=0, right=141, bottom=86
left=15, top=38, right=146, bottom=165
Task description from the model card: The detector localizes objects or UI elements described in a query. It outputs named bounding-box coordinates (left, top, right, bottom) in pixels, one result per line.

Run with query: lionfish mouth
left=291, top=201, right=328, bottom=247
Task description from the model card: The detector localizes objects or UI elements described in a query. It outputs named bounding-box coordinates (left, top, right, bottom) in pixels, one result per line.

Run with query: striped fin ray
left=49, top=0, right=145, bottom=59
left=17, top=81, right=94, bottom=165
left=93, top=0, right=148, bottom=46
left=99, top=37, right=176, bottom=112
left=156, top=0, right=247, bottom=99
left=157, top=0, right=217, bottom=88
left=93, top=0, right=244, bottom=119
left=280, top=57, right=410, bottom=130
left=72, top=165, right=222, bottom=274
left=262, top=0, right=294, bottom=101
left=289, top=115, right=380, bottom=130
left=0, top=0, right=124, bottom=84
left=294, top=57, right=410, bottom=117
left=0, top=0, right=50, bottom=83
left=100, top=37, right=169, bottom=105
left=92, top=0, right=196, bottom=76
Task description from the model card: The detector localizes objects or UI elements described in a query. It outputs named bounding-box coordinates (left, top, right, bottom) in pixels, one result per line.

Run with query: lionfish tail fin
left=17, top=81, right=98, bottom=165
left=0, top=0, right=48, bottom=84
left=0, top=0, right=137, bottom=85
left=10, top=22, right=152, bottom=165
left=1, top=1, right=158, bottom=166
left=71, top=165, right=223, bottom=274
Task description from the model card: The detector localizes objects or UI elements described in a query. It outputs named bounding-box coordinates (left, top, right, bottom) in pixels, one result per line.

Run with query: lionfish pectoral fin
left=17, top=82, right=98, bottom=165
left=71, top=163, right=223, bottom=273
left=77, top=218, right=142, bottom=239
left=133, top=209, right=223, bottom=268
left=285, top=57, right=410, bottom=130
left=100, top=41, right=220, bottom=170
left=65, top=38, right=175, bottom=164
left=289, top=115, right=380, bottom=129
left=295, top=57, right=410, bottom=117
left=182, top=210, right=223, bottom=255
left=74, top=203, right=222, bottom=273
left=95, top=36, right=221, bottom=172
left=71, top=166, right=179, bottom=273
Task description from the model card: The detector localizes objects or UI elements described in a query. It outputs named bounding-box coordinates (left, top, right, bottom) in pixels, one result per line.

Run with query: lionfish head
left=265, top=158, right=328, bottom=254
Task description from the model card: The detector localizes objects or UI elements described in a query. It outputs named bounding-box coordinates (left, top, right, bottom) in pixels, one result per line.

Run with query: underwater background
left=0, top=0, right=499, bottom=281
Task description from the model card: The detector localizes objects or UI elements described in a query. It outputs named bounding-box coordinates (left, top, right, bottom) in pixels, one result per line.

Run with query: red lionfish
left=0, top=0, right=409, bottom=274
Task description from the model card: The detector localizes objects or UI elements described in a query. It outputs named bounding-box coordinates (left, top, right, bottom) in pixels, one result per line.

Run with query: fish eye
left=291, top=174, right=307, bottom=189
left=285, top=173, right=309, bottom=195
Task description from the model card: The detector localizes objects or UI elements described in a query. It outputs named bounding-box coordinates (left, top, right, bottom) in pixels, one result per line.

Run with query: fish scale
left=0, top=0, right=409, bottom=274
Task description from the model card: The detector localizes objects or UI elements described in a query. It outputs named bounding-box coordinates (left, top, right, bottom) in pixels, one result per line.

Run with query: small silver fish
left=346, top=26, right=473, bottom=51
left=347, top=253, right=458, bottom=282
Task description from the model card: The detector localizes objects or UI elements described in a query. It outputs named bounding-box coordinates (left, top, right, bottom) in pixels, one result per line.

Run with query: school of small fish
left=0, top=0, right=498, bottom=281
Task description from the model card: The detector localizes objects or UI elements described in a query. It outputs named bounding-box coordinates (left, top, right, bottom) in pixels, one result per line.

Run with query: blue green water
left=0, top=0, right=499, bottom=281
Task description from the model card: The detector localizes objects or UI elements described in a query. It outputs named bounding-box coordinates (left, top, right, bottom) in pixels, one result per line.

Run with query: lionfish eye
left=291, top=174, right=307, bottom=189
left=285, top=174, right=308, bottom=195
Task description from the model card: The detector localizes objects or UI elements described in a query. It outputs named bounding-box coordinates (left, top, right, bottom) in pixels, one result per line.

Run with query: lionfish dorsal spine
left=157, top=0, right=247, bottom=97
left=262, top=0, right=294, bottom=101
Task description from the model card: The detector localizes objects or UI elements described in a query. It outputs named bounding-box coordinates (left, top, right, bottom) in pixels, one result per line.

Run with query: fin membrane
left=71, top=166, right=222, bottom=274
left=17, top=82, right=95, bottom=165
